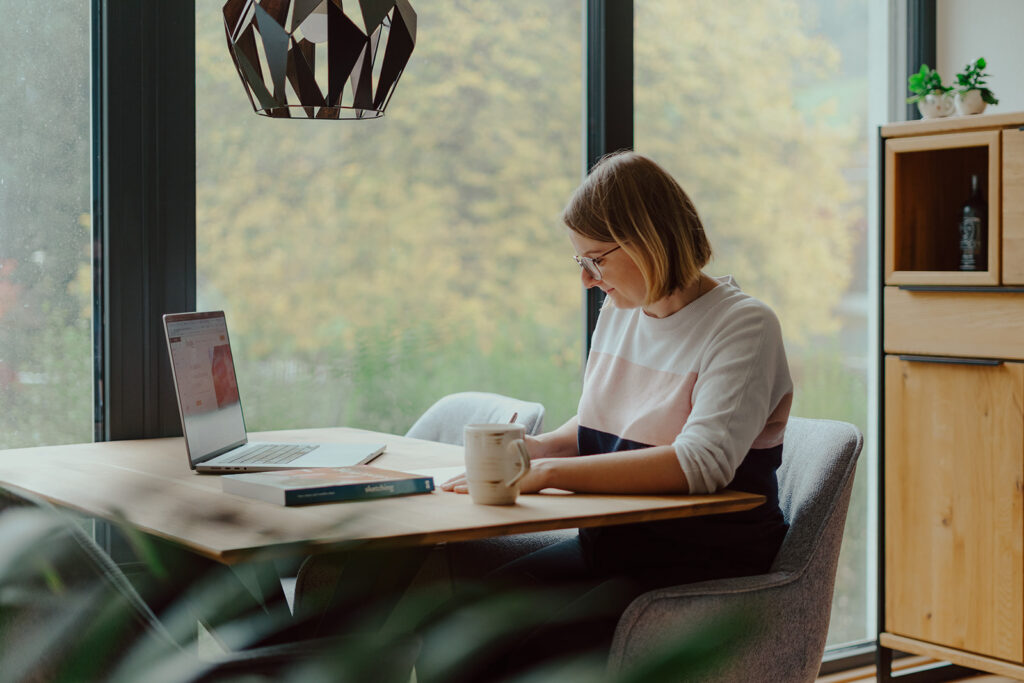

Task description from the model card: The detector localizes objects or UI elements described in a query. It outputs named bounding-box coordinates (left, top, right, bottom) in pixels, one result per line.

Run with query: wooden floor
left=817, top=656, right=1022, bottom=683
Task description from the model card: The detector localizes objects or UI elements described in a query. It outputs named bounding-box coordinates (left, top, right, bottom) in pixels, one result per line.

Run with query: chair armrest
left=626, top=569, right=796, bottom=604
left=609, top=571, right=805, bottom=677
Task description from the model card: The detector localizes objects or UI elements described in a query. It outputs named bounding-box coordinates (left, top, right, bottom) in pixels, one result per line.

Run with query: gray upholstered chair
left=607, top=417, right=864, bottom=683
left=405, top=391, right=546, bottom=445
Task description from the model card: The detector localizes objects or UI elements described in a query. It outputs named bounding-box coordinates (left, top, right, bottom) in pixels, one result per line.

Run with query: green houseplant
left=906, top=64, right=953, bottom=118
left=0, top=493, right=752, bottom=683
left=955, top=57, right=999, bottom=115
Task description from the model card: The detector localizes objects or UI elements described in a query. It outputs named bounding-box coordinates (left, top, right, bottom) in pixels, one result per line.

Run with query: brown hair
left=562, top=151, right=712, bottom=305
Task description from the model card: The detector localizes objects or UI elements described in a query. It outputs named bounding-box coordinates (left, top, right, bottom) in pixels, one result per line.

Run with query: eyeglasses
left=573, top=245, right=621, bottom=281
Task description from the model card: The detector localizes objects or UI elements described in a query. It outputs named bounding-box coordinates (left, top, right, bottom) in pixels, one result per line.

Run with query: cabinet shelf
left=885, top=131, right=1001, bottom=285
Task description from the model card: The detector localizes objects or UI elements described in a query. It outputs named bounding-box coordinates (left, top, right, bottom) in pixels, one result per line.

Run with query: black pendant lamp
left=222, top=0, right=417, bottom=119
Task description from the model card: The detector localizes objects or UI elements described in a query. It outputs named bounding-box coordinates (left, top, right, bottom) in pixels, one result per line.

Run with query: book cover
left=221, top=466, right=435, bottom=506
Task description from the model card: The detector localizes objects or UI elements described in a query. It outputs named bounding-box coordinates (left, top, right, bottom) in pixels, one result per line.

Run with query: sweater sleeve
left=672, top=301, right=793, bottom=494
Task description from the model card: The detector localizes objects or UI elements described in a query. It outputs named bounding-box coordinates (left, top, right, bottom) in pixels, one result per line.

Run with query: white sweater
left=577, top=275, right=793, bottom=494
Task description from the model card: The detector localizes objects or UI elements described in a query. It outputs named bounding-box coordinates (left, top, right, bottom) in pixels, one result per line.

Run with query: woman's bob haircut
left=562, top=151, right=712, bottom=306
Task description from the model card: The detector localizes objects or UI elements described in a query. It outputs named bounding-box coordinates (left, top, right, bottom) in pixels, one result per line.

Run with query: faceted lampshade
left=222, top=0, right=417, bottom=119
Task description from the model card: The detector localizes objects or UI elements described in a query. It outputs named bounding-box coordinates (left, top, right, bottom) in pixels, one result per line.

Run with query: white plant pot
left=955, top=89, right=988, bottom=116
left=917, top=92, right=955, bottom=118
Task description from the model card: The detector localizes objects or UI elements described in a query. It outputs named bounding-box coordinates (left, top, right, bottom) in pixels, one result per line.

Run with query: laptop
left=163, top=311, right=386, bottom=473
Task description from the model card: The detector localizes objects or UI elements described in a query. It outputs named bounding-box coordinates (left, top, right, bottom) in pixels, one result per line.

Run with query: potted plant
left=955, top=57, right=999, bottom=115
left=907, top=64, right=954, bottom=118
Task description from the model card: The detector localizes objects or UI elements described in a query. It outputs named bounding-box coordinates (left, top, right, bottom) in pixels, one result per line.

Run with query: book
left=221, top=466, right=435, bottom=506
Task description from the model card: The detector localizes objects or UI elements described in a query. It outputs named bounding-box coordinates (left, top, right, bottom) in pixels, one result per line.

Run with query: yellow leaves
left=635, top=0, right=865, bottom=347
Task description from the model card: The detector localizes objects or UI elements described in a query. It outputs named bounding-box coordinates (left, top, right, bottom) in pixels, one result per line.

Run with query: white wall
left=937, top=0, right=1024, bottom=113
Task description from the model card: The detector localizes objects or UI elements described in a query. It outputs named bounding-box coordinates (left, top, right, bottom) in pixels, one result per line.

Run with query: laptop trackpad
left=299, top=442, right=386, bottom=467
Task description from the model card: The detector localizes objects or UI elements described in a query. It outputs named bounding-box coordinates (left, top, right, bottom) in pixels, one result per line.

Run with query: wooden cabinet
left=880, top=112, right=1024, bottom=681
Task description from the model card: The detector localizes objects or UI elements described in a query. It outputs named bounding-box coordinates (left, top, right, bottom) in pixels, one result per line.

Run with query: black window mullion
left=95, top=0, right=196, bottom=442
left=584, top=0, right=633, bottom=355
left=905, top=0, right=936, bottom=121
left=877, top=3, right=938, bottom=681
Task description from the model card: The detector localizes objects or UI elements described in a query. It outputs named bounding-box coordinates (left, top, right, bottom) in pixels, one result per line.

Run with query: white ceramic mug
left=463, top=423, right=531, bottom=505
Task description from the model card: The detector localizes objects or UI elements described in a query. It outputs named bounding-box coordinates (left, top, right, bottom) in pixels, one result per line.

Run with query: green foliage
left=906, top=63, right=951, bottom=103
left=955, top=57, right=999, bottom=105
left=0, top=305, right=93, bottom=450
left=0, top=498, right=753, bottom=682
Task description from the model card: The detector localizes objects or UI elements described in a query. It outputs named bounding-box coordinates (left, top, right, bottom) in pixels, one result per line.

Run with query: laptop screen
left=164, top=312, right=247, bottom=463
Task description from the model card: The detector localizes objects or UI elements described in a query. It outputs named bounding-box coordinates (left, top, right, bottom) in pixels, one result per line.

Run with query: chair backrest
left=404, top=392, right=545, bottom=446
left=771, top=417, right=863, bottom=576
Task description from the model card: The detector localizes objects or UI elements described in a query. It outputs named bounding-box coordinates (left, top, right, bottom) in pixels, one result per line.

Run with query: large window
left=0, top=1, right=93, bottom=449
left=635, top=0, right=874, bottom=647
left=195, top=2, right=583, bottom=435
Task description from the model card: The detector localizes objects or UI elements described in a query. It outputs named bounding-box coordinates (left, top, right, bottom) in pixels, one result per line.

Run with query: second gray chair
left=404, top=391, right=546, bottom=445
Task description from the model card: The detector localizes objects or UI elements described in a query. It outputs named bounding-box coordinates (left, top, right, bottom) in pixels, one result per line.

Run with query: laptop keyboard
left=219, top=443, right=318, bottom=464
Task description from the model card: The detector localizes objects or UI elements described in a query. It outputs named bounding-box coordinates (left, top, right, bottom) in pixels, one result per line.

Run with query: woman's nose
left=581, top=268, right=600, bottom=288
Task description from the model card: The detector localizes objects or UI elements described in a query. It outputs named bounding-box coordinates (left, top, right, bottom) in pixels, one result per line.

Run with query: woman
left=437, top=151, right=793, bottom=678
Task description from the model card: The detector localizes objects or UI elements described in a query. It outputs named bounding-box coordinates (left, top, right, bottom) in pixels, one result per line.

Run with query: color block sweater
left=577, top=275, right=794, bottom=578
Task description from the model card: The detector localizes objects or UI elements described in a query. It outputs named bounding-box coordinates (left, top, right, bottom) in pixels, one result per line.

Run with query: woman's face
left=568, top=231, right=648, bottom=310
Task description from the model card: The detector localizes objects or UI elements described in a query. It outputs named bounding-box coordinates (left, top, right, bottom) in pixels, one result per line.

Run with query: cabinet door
left=885, top=356, right=1024, bottom=661
left=1003, top=128, right=1024, bottom=284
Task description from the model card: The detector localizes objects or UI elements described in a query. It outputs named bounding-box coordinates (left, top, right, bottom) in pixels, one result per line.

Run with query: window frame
left=93, top=0, right=196, bottom=442
left=583, top=0, right=633, bottom=354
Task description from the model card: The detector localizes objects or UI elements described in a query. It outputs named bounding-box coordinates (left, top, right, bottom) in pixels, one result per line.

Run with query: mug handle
left=504, top=439, right=531, bottom=487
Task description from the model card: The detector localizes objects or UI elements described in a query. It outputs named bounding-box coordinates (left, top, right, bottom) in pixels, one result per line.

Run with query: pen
left=509, top=412, right=518, bottom=424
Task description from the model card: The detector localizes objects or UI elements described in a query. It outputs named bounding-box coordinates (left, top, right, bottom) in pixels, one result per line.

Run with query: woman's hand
left=439, top=471, right=469, bottom=493
left=440, top=459, right=553, bottom=495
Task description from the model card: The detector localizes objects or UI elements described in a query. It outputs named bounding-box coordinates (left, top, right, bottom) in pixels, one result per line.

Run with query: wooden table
left=0, top=427, right=765, bottom=565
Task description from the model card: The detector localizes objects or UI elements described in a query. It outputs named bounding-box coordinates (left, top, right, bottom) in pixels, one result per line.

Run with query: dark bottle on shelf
left=959, top=173, right=986, bottom=271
